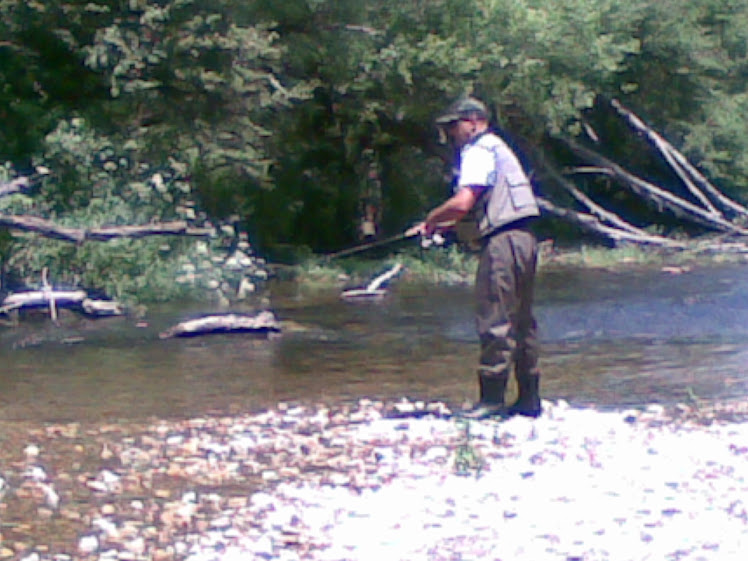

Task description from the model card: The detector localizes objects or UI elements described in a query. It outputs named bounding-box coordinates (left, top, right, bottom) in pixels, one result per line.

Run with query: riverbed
left=1, top=261, right=748, bottom=559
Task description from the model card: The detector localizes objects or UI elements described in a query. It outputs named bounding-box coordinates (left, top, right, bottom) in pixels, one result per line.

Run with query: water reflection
left=0, top=263, right=747, bottom=422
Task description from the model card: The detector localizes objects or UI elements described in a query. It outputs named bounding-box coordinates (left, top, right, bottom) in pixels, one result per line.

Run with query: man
left=406, top=96, right=543, bottom=418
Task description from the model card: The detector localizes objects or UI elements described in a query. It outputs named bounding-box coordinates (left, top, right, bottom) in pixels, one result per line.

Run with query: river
left=1, top=262, right=747, bottom=423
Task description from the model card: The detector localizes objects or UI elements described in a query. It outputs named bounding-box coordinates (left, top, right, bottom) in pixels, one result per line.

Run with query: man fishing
left=407, top=96, right=543, bottom=419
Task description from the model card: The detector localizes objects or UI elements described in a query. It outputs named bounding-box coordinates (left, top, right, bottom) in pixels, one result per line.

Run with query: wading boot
left=462, top=371, right=509, bottom=420
left=508, top=374, right=542, bottom=418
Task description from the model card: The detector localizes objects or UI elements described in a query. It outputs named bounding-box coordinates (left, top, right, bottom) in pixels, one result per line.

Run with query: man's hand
left=405, top=222, right=429, bottom=238
left=406, top=219, right=457, bottom=238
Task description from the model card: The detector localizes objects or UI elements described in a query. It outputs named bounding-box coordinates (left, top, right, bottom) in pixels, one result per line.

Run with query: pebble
left=2, top=399, right=748, bottom=560
left=77, top=536, right=98, bottom=555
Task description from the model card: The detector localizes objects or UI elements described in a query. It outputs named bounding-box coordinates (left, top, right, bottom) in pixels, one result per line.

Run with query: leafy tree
left=80, top=0, right=315, bottom=208
left=4, top=0, right=748, bottom=276
left=0, top=0, right=311, bottom=299
left=254, top=0, right=748, bottom=249
left=0, top=0, right=109, bottom=162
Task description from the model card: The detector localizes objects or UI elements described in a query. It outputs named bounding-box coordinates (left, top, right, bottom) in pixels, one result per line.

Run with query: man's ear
left=437, top=126, right=448, bottom=145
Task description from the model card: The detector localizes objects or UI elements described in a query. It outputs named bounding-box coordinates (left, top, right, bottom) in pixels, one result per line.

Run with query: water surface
left=1, top=263, right=747, bottom=423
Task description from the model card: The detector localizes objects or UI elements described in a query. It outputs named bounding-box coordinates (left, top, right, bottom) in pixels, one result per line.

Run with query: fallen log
left=159, top=310, right=281, bottom=339
left=0, top=290, right=125, bottom=317
left=0, top=216, right=213, bottom=243
left=1, top=289, right=88, bottom=313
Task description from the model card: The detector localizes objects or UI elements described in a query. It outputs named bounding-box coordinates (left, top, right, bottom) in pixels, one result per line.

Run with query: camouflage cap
left=435, top=97, right=489, bottom=124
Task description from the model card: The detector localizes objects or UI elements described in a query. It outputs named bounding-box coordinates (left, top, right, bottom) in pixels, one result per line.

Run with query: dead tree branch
left=610, top=100, right=719, bottom=216
left=532, top=151, right=644, bottom=236
left=537, top=197, right=687, bottom=247
left=0, top=214, right=213, bottom=243
left=610, top=99, right=748, bottom=219
left=562, top=139, right=748, bottom=236
left=86, top=222, right=214, bottom=241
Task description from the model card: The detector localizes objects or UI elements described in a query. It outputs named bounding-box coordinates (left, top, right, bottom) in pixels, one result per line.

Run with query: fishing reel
left=420, top=232, right=446, bottom=249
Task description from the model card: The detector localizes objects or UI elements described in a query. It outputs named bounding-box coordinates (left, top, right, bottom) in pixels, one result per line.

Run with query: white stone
left=78, top=535, right=99, bottom=555
left=24, top=444, right=41, bottom=458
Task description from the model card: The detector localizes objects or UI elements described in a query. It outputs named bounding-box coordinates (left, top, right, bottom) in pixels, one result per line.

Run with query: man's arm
left=406, top=186, right=482, bottom=237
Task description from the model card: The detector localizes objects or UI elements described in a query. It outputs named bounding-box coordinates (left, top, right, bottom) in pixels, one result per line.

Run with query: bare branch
left=86, top=222, right=214, bottom=241
left=538, top=159, right=645, bottom=235
left=344, top=24, right=382, bottom=35
left=266, top=73, right=289, bottom=97
left=610, top=99, right=718, bottom=215
left=0, top=214, right=213, bottom=243
left=562, top=139, right=748, bottom=236
left=537, top=197, right=687, bottom=248
left=567, top=166, right=615, bottom=176
left=611, top=99, right=748, bottom=219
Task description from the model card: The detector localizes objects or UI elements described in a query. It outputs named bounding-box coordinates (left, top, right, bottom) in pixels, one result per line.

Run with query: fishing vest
left=458, top=132, right=539, bottom=239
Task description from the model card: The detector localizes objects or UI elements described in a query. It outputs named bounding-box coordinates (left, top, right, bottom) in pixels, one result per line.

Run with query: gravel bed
left=1, top=399, right=748, bottom=561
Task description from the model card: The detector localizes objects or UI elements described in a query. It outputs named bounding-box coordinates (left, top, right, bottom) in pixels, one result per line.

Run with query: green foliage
left=1, top=120, right=259, bottom=304
left=604, top=0, right=748, bottom=193
left=0, top=0, right=308, bottom=300
left=453, top=419, right=486, bottom=477
left=3, top=0, right=748, bottom=284
left=248, top=0, right=653, bottom=249
left=79, top=0, right=315, bottom=212
left=0, top=0, right=109, bottom=161
left=282, top=244, right=477, bottom=296
left=464, top=0, right=641, bottom=135
left=393, top=246, right=478, bottom=285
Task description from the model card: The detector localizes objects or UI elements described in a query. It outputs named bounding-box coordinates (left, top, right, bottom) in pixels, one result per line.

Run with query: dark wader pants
left=475, top=227, right=540, bottom=387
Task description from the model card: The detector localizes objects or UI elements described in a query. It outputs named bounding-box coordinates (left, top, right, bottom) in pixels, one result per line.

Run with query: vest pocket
left=506, top=172, right=535, bottom=209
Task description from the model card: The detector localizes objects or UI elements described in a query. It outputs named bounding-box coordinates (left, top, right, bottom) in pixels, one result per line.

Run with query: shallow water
left=1, top=263, right=747, bottom=423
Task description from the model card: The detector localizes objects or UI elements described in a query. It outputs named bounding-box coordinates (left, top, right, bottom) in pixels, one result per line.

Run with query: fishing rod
left=324, top=220, right=455, bottom=261
left=325, top=230, right=417, bottom=261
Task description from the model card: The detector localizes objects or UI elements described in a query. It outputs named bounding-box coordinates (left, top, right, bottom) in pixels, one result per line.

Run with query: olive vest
left=459, top=132, right=539, bottom=239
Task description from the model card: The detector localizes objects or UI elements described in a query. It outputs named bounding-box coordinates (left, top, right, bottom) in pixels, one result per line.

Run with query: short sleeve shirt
left=456, top=143, right=493, bottom=192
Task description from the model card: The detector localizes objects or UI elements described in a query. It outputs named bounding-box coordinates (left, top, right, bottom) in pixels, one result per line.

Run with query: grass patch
left=453, top=419, right=486, bottom=477
left=276, top=240, right=748, bottom=294
left=543, top=241, right=748, bottom=271
left=275, top=245, right=479, bottom=294
left=542, top=243, right=674, bottom=269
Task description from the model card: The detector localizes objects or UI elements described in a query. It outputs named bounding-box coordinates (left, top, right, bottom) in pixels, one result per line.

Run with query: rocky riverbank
left=1, top=398, right=748, bottom=561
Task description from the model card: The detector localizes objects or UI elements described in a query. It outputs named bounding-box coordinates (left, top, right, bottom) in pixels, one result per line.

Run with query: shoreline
left=1, top=397, right=747, bottom=560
